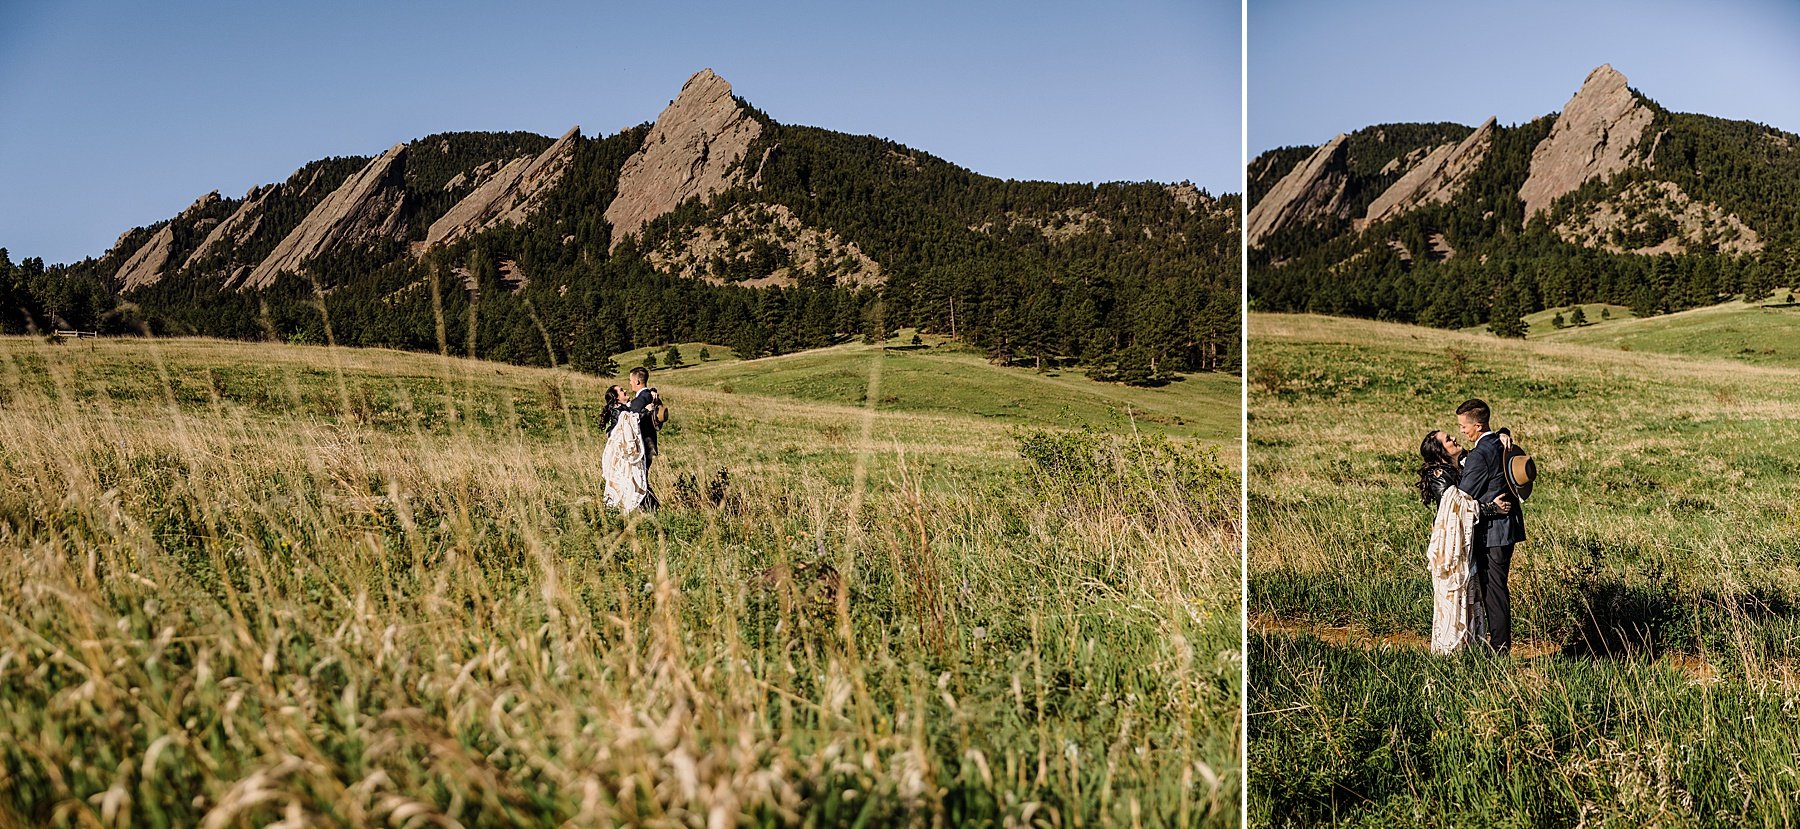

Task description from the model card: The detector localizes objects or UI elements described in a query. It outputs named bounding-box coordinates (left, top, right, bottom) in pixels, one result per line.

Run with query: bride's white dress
left=602, top=410, right=650, bottom=513
left=1428, top=486, right=1482, bottom=654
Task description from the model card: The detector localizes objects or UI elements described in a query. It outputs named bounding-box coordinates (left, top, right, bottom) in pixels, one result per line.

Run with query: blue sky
left=1251, top=0, right=1800, bottom=154
left=0, top=0, right=1241, bottom=265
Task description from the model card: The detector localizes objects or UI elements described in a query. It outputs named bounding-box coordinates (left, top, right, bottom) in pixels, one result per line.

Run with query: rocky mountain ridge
left=1249, top=65, right=1782, bottom=260
left=1248, top=64, right=1800, bottom=331
left=12, top=69, right=1232, bottom=382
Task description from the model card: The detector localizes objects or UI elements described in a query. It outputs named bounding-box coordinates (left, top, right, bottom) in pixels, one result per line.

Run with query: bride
left=601, top=385, right=651, bottom=513
left=1417, top=430, right=1511, bottom=653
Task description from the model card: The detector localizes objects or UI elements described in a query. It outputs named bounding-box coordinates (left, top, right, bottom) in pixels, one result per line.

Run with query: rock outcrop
left=1556, top=179, right=1761, bottom=256
left=115, top=225, right=176, bottom=290
left=645, top=201, right=882, bottom=288
left=971, top=209, right=1113, bottom=241
left=183, top=184, right=275, bottom=271
left=1247, top=134, right=1350, bottom=248
left=1166, top=182, right=1203, bottom=211
left=605, top=69, right=764, bottom=249
left=425, top=126, right=580, bottom=248
left=115, top=191, right=220, bottom=290
left=1518, top=64, right=1654, bottom=222
left=238, top=144, right=409, bottom=290
left=1357, top=117, right=1495, bottom=231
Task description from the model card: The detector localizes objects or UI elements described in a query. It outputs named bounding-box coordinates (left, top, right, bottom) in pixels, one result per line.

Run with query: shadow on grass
left=1559, top=574, right=1800, bottom=661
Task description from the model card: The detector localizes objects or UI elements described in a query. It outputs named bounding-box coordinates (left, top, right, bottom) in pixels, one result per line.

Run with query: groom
left=624, top=366, right=661, bottom=466
left=625, top=366, right=662, bottom=509
left=1454, top=398, right=1524, bottom=653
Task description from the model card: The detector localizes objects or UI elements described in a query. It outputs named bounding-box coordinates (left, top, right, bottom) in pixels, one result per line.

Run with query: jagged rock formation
left=114, top=191, right=221, bottom=289
left=1378, top=146, right=1433, bottom=176
left=115, top=225, right=175, bottom=291
left=1427, top=232, right=1456, bottom=260
left=238, top=144, right=409, bottom=290
left=1518, top=64, right=1654, bottom=222
left=183, top=184, right=275, bottom=271
left=1247, top=134, right=1350, bottom=248
left=1556, top=180, right=1761, bottom=256
left=1357, top=117, right=1495, bottom=231
left=425, top=127, right=580, bottom=248
left=1166, top=182, right=1202, bottom=211
left=604, top=69, right=764, bottom=249
left=645, top=202, right=882, bottom=288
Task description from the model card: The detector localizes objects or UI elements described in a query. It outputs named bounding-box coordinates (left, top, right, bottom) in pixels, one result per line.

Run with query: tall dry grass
left=0, top=335, right=1240, bottom=827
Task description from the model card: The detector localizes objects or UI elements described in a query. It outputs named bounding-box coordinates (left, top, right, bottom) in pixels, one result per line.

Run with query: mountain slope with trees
left=4, top=70, right=1236, bottom=386
left=1248, top=64, right=1800, bottom=335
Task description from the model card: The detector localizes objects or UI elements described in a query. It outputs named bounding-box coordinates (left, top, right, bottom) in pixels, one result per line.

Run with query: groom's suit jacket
left=626, top=387, right=660, bottom=457
left=1458, top=432, right=1525, bottom=547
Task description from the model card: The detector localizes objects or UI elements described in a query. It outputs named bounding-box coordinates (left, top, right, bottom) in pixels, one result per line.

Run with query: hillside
left=0, top=333, right=1240, bottom=825
left=1247, top=64, right=1800, bottom=332
left=1532, top=289, right=1800, bottom=365
left=667, top=337, right=1239, bottom=444
left=1, top=69, right=1237, bottom=386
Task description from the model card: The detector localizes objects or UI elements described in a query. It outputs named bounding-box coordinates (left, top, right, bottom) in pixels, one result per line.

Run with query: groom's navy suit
left=1458, top=431, right=1525, bottom=652
left=625, top=387, right=660, bottom=467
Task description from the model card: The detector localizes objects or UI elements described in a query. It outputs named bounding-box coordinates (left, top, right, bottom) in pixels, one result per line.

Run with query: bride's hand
left=1493, top=494, right=1513, bottom=514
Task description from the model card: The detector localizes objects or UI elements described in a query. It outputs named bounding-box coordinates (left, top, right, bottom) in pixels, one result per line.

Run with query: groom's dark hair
left=630, top=366, right=649, bottom=385
left=1456, top=398, right=1491, bottom=427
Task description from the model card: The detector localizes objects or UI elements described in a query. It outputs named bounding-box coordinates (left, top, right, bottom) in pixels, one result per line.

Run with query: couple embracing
left=600, top=366, right=666, bottom=513
left=1417, top=398, right=1533, bottom=655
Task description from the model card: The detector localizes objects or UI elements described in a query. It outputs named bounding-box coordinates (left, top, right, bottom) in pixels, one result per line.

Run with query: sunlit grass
left=1248, top=312, right=1800, bottom=826
left=0, top=334, right=1240, bottom=827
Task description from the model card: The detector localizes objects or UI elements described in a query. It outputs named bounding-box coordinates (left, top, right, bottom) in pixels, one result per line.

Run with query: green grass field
left=610, top=331, right=1237, bottom=446
left=1248, top=312, right=1800, bottom=826
left=0, top=334, right=1240, bottom=827
left=611, top=341, right=740, bottom=371
left=1536, top=293, right=1800, bottom=367
left=671, top=341, right=1238, bottom=446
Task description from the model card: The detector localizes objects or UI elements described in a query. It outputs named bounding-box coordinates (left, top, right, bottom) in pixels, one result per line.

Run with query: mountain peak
left=604, top=68, right=765, bottom=249
left=1584, top=63, right=1624, bottom=88
left=1517, top=64, right=1654, bottom=222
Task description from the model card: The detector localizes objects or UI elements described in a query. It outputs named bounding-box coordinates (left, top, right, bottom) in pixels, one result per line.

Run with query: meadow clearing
left=1248, top=311, right=1800, bottom=827
left=0, top=333, right=1240, bottom=827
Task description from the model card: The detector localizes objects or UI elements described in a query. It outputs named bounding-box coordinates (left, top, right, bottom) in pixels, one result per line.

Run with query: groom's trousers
left=1476, top=544, right=1514, bottom=653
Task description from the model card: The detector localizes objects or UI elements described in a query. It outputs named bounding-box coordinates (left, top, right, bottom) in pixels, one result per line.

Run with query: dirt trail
left=1251, top=615, right=1719, bottom=682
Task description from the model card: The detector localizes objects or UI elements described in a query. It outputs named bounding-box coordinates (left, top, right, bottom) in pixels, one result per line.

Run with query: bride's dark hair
left=601, top=385, right=625, bottom=431
left=1417, top=430, right=1459, bottom=505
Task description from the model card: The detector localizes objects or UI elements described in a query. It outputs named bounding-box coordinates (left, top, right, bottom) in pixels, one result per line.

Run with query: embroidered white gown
left=1427, top=486, right=1481, bottom=654
left=602, top=410, right=650, bottom=513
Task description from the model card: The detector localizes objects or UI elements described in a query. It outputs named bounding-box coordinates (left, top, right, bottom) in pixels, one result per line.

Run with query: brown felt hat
left=1503, top=443, right=1536, bottom=501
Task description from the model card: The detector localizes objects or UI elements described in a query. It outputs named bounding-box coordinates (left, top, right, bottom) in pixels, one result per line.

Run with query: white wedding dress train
left=602, top=411, right=650, bottom=513
left=1427, top=486, right=1482, bottom=654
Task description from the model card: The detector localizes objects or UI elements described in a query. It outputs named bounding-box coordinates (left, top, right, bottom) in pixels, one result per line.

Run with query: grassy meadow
left=1248, top=312, right=1800, bottom=827
left=1536, top=293, right=1800, bottom=367
left=0, top=334, right=1240, bottom=827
